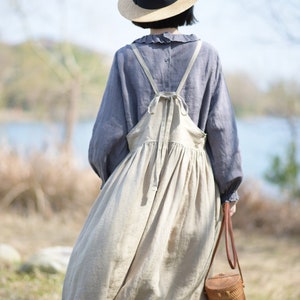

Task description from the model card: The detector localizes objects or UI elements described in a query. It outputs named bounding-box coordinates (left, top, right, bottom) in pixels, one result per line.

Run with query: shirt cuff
left=221, top=191, right=239, bottom=204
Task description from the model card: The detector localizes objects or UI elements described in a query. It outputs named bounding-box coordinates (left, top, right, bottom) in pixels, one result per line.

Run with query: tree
left=239, top=0, right=300, bottom=45
left=4, top=0, right=108, bottom=152
left=265, top=0, right=300, bottom=44
left=0, top=42, right=108, bottom=119
left=0, top=43, right=15, bottom=109
left=244, top=0, right=300, bottom=201
left=226, top=72, right=262, bottom=116
left=264, top=140, right=300, bottom=201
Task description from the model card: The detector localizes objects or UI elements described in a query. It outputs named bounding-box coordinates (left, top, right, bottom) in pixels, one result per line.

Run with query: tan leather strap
left=206, top=202, right=244, bottom=283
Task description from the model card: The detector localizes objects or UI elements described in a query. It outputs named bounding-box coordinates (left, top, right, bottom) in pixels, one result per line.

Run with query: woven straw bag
left=205, top=202, right=246, bottom=300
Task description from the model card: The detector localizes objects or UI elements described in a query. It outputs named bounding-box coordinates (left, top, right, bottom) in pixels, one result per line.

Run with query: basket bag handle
left=207, top=202, right=244, bottom=283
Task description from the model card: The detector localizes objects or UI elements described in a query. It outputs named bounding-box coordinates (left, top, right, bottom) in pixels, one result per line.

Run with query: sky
left=0, top=0, right=299, bottom=88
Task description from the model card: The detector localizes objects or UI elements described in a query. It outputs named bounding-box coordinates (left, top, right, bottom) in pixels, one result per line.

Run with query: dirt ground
left=1, top=212, right=300, bottom=300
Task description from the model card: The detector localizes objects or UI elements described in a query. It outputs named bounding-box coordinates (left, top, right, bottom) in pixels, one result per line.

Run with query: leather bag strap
left=206, top=202, right=244, bottom=283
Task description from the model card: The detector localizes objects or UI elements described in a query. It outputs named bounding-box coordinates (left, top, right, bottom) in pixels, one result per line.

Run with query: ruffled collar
left=133, top=32, right=199, bottom=44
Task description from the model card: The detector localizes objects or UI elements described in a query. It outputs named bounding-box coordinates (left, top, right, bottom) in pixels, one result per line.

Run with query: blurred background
left=0, top=0, right=299, bottom=200
left=0, top=1, right=299, bottom=299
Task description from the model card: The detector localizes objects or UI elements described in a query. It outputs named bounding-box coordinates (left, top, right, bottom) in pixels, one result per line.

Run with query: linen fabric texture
left=63, top=40, right=223, bottom=299
left=88, top=33, right=242, bottom=203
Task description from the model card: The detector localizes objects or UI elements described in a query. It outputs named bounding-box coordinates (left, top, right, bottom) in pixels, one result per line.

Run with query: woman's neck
left=150, top=28, right=180, bottom=35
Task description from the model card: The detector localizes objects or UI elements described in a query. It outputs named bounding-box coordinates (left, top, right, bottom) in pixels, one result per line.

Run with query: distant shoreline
left=0, top=110, right=34, bottom=123
left=0, top=110, right=96, bottom=124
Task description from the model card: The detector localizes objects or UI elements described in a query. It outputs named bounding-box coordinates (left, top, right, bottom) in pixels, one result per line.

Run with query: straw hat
left=118, top=0, right=197, bottom=22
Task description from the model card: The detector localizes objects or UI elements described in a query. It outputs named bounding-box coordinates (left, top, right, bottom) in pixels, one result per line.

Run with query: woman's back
left=63, top=1, right=243, bottom=299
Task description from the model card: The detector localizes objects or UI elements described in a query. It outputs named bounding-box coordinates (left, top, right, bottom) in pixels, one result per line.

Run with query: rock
left=0, top=244, right=21, bottom=265
left=19, top=246, right=72, bottom=274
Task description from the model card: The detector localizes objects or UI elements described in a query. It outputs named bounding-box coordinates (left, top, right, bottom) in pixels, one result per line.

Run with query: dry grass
left=1, top=211, right=299, bottom=300
left=0, top=147, right=100, bottom=216
left=214, top=231, right=300, bottom=300
left=0, top=212, right=84, bottom=300
left=0, top=150, right=300, bottom=299
left=234, top=180, right=300, bottom=237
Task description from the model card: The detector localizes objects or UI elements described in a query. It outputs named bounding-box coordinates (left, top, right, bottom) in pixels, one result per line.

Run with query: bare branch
left=11, top=0, right=71, bottom=81
left=238, top=0, right=300, bottom=45
left=269, top=0, right=300, bottom=44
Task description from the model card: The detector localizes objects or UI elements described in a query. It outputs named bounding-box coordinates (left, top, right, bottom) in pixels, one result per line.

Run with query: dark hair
left=132, top=6, right=197, bottom=29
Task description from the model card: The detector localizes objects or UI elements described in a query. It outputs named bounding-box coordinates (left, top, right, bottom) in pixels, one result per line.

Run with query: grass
left=213, top=232, right=300, bottom=299
left=0, top=147, right=100, bottom=216
left=0, top=212, right=81, bottom=300
left=0, top=149, right=300, bottom=299
left=0, top=267, right=64, bottom=300
left=1, top=215, right=299, bottom=299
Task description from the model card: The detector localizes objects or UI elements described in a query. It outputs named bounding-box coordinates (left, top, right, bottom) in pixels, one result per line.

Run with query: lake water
left=1, top=117, right=299, bottom=198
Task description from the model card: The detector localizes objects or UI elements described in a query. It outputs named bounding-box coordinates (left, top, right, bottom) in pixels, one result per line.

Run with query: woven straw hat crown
left=118, top=0, right=197, bottom=22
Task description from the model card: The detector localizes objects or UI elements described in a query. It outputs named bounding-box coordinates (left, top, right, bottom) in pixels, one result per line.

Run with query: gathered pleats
left=63, top=95, right=222, bottom=300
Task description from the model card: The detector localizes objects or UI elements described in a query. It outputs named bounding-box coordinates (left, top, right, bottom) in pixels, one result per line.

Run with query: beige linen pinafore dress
left=62, top=41, right=222, bottom=300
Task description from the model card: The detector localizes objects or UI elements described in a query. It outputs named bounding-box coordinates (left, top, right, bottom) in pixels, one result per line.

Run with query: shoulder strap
left=131, top=40, right=202, bottom=95
left=131, top=43, right=159, bottom=95
left=176, top=40, right=202, bottom=94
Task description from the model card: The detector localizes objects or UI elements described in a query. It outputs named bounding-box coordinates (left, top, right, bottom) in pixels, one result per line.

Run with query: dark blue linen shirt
left=88, top=33, right=243, bottom=203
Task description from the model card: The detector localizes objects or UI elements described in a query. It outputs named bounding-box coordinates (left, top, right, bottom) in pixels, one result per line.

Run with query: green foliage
left=226, top=72, right=300, bottom=117
left=0, top=267, right=64, bottom=300
left=226, top=72, right=262, bottom=116
left=1, top=40, right=300, bottom=120
left=265, top=80, right=300, bottom=117
left=264, top=140, right=300, bottom=201
left=0, top=41, right=110, bottom=120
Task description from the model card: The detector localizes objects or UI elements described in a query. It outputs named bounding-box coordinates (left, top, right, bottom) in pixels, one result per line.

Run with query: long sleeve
left=205, top=57, right=243, bottom=203
left=88, top=55, right=129, bottom=184
left=88, top=36, right=243, bottom=199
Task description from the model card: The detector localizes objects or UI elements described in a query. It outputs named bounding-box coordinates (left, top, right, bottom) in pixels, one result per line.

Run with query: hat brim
left=118, top=0, right=197, bottom=22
